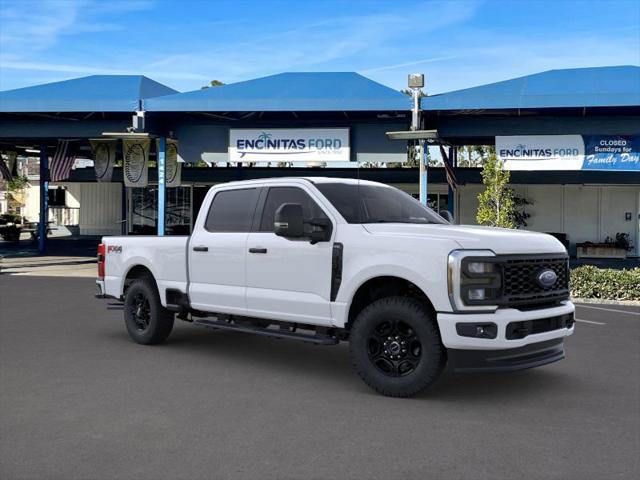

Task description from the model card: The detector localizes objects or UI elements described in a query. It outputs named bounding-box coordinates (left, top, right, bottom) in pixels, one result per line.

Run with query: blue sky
left=0, top=0, right=638, bottom=94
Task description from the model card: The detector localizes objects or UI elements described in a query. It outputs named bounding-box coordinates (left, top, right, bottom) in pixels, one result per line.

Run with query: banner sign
left=497, top=135, right=640, bottom=171
left=582, top=136, right=640, bottom=171
left=156, top=138, right=181, bottom=187
left=497, top=135, right=584, bottom=170
left=229, top=128, right=350, bottom=162
left=90, top=139, right=116, bottom=182
left=123, top=138, right=150, bottom=187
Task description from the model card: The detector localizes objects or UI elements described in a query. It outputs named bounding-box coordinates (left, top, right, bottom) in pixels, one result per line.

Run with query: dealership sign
left=496, top=135, right=584, bottom=170
left=582, top=136, right=640, bottom=171
left=229, top=128, right=350, bottom=162
left=497, top=135, right=640, bottom=171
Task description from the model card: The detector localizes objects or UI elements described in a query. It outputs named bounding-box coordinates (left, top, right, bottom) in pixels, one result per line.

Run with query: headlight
left=448, top=251, right=501, bottom=311
left=467, top=261, right=495, bottom=274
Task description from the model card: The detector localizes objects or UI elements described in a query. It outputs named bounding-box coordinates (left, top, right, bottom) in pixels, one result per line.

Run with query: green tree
left=201, top=79, right=225, bottom=89
left=457, top=145, right=495, bottom=167
left=476, top=153, right=515, bottom=228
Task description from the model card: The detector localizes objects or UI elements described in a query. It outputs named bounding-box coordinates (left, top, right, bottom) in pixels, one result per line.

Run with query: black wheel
left=349, top=296, right=445, bottom=397
left=124, top=277, right=174, bottom=345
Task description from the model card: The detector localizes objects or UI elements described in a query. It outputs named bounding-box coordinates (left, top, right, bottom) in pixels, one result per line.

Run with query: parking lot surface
left=1, top=275, right=638, bottom=480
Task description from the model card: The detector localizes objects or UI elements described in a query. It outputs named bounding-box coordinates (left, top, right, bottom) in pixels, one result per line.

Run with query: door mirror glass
left=274, top=203, right=305, bottom=238
left=307, top=217, right=332, bottom=244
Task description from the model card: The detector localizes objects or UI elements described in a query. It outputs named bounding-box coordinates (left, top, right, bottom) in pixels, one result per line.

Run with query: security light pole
left=408, top=73, right=426, bottom=205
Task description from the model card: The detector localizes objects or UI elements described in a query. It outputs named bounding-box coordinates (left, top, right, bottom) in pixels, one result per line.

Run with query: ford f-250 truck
left=96, top=177, right=575, bottom=397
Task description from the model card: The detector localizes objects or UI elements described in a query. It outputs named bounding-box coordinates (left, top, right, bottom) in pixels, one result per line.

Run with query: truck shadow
left=161, top=325, right=579, bottom=402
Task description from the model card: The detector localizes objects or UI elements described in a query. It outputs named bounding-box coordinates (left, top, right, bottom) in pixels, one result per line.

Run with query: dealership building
left=0, top=65, right=639, bottom=257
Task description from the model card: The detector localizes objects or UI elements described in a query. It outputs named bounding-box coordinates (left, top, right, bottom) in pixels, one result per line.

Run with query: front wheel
left=349, top=296, right=445, bottom=397
left=124, top=277, right=174, bottom=345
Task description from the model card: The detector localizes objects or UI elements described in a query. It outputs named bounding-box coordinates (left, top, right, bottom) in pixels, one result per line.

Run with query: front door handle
left=193, top=245, right=208, bottom=252
left=249, top=247, right=267, bottom=254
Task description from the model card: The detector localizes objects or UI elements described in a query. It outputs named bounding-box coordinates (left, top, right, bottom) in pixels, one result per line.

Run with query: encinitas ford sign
left=497, top=135, right=640, bottom=171
left=229, top=128, right=350, bottom=162
left=497, top=135, right=585, bottom=170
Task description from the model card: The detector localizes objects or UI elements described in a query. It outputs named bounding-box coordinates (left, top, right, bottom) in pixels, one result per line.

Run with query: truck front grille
left=500, top=255, right=570, bottom=308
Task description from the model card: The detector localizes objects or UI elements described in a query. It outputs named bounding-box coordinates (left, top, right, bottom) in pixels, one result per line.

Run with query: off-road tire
left=124, top=276, right=174, bottom=345
left=349, top=296, right=445, bottom=397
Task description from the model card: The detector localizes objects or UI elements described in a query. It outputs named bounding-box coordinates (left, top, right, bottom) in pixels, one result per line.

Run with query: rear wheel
left=124, top=277, right=174, bottom=345
left=349, top=296, right=445, bottom=397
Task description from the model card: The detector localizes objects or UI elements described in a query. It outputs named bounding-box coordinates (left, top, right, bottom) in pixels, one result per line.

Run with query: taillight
left=97, top=243, right=105, bottom=279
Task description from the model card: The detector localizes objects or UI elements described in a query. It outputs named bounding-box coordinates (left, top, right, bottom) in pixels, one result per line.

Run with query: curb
left=571, top=297, right=640, bottom=306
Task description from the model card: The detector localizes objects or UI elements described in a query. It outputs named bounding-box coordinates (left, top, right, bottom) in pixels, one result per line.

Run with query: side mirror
left=274, top=203, right=305, bottom=238
left=307, top=217, right=332, bottom=244
left=439, top=210, right=454, bottom=223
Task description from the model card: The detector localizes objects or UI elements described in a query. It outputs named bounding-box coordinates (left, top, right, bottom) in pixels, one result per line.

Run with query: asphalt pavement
left=1, top=275, right=638, bottom=480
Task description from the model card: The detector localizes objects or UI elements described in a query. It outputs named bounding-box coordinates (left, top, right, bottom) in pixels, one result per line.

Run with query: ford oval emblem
left=536, top=269, right=558, bottom=288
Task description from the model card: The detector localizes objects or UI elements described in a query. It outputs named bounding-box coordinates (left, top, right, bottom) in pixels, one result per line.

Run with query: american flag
left=0, top=157, right=12, bottom=181
left=49, top=140, right=78, bottom=182
left=439, top=145, right=458, bottom=189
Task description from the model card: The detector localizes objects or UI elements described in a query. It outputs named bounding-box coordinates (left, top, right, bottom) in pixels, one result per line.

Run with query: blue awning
left=0, top=75, right=178, bottom=113
left=422, top=66, right=640, bottom=111
left=145, top=72, right=411, bottom=112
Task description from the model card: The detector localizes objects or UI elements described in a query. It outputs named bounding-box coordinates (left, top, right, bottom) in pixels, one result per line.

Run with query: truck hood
left=362, top=224, right=566, bottom=255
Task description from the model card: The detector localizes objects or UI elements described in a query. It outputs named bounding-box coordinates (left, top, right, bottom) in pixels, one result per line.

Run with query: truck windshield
left=315, top=183, right=446, bottom=225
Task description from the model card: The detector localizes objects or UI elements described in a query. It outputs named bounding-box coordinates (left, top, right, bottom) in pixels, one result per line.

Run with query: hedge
left=570, top=266, right=640, bottom=301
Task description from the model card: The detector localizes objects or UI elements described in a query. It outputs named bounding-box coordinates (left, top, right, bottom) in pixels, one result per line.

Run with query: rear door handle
left=249, top=247, right=267, bottom=254
left=193, top=245, right=208, bottom=252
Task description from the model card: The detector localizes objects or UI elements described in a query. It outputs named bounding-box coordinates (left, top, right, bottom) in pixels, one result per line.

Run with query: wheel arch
left=121, top=263, right=158, bottom=297
left=345, top=275, right=436, bottom=332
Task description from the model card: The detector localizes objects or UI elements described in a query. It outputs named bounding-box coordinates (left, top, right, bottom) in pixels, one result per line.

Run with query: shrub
left=570, top=266, right=640, bottom=301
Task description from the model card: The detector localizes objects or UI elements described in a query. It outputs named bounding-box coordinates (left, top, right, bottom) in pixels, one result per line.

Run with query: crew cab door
left=246, top=185, right=334, bottom=325
left=188, top=187, right=260, bottom=315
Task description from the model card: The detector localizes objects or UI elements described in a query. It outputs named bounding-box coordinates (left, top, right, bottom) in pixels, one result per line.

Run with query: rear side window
left=205, top=188, right=259, bottom=232
left=259, top=187, right=327, bottom=232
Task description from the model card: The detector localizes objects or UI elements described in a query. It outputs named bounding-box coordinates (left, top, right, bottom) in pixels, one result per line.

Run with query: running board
left=192, top=318, right=338, bottom=345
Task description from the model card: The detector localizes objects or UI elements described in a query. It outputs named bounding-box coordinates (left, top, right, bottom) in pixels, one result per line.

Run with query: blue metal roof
left=145, top=72, right=411, bottom=112
left=422, top=66, right=640, bottom=111
left=0, top=75, right=178, bottom=113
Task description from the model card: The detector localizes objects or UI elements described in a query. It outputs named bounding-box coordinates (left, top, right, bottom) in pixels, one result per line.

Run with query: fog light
left=468, top=288, right=486, bottom=300
left=456, top=322, right=497, bottom=339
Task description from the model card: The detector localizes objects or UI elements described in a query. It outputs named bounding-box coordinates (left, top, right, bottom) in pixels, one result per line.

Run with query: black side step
left=192, top=319, right=338, bottom=345
left=107, top=302, right=124, bottom=310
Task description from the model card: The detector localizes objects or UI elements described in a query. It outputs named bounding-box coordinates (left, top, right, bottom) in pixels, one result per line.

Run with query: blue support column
left=157, top=137, right=166, bottom=236
left=448, top=146, right=456, bottom=218
left=38, top=145, right=48, bottom=254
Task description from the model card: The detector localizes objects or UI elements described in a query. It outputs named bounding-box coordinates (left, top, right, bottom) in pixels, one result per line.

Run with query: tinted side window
left=259, top=187, right=327, bottom=232
left=205, top=188, right=259, bottom=232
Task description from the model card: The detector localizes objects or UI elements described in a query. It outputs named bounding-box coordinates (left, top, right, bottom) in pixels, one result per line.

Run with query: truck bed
left=102, top=235, right=189, bottom=304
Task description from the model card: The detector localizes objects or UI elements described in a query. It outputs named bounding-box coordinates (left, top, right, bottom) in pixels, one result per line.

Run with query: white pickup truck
left=96, top=177, right=575, bottom=397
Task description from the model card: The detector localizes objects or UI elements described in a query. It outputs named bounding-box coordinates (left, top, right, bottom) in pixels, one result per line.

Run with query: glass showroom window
left=129, top=186, right=192, bottom=235
left=166, top=186, right=192, bottom=235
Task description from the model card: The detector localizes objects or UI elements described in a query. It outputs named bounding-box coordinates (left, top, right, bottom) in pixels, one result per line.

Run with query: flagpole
left=38, top=144, right=48, bottom=254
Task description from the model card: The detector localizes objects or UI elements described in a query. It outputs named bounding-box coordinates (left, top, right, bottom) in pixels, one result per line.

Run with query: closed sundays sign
left=496, top=135, right=585, bottom=170
left=229, top=128, right=350, bottom=162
